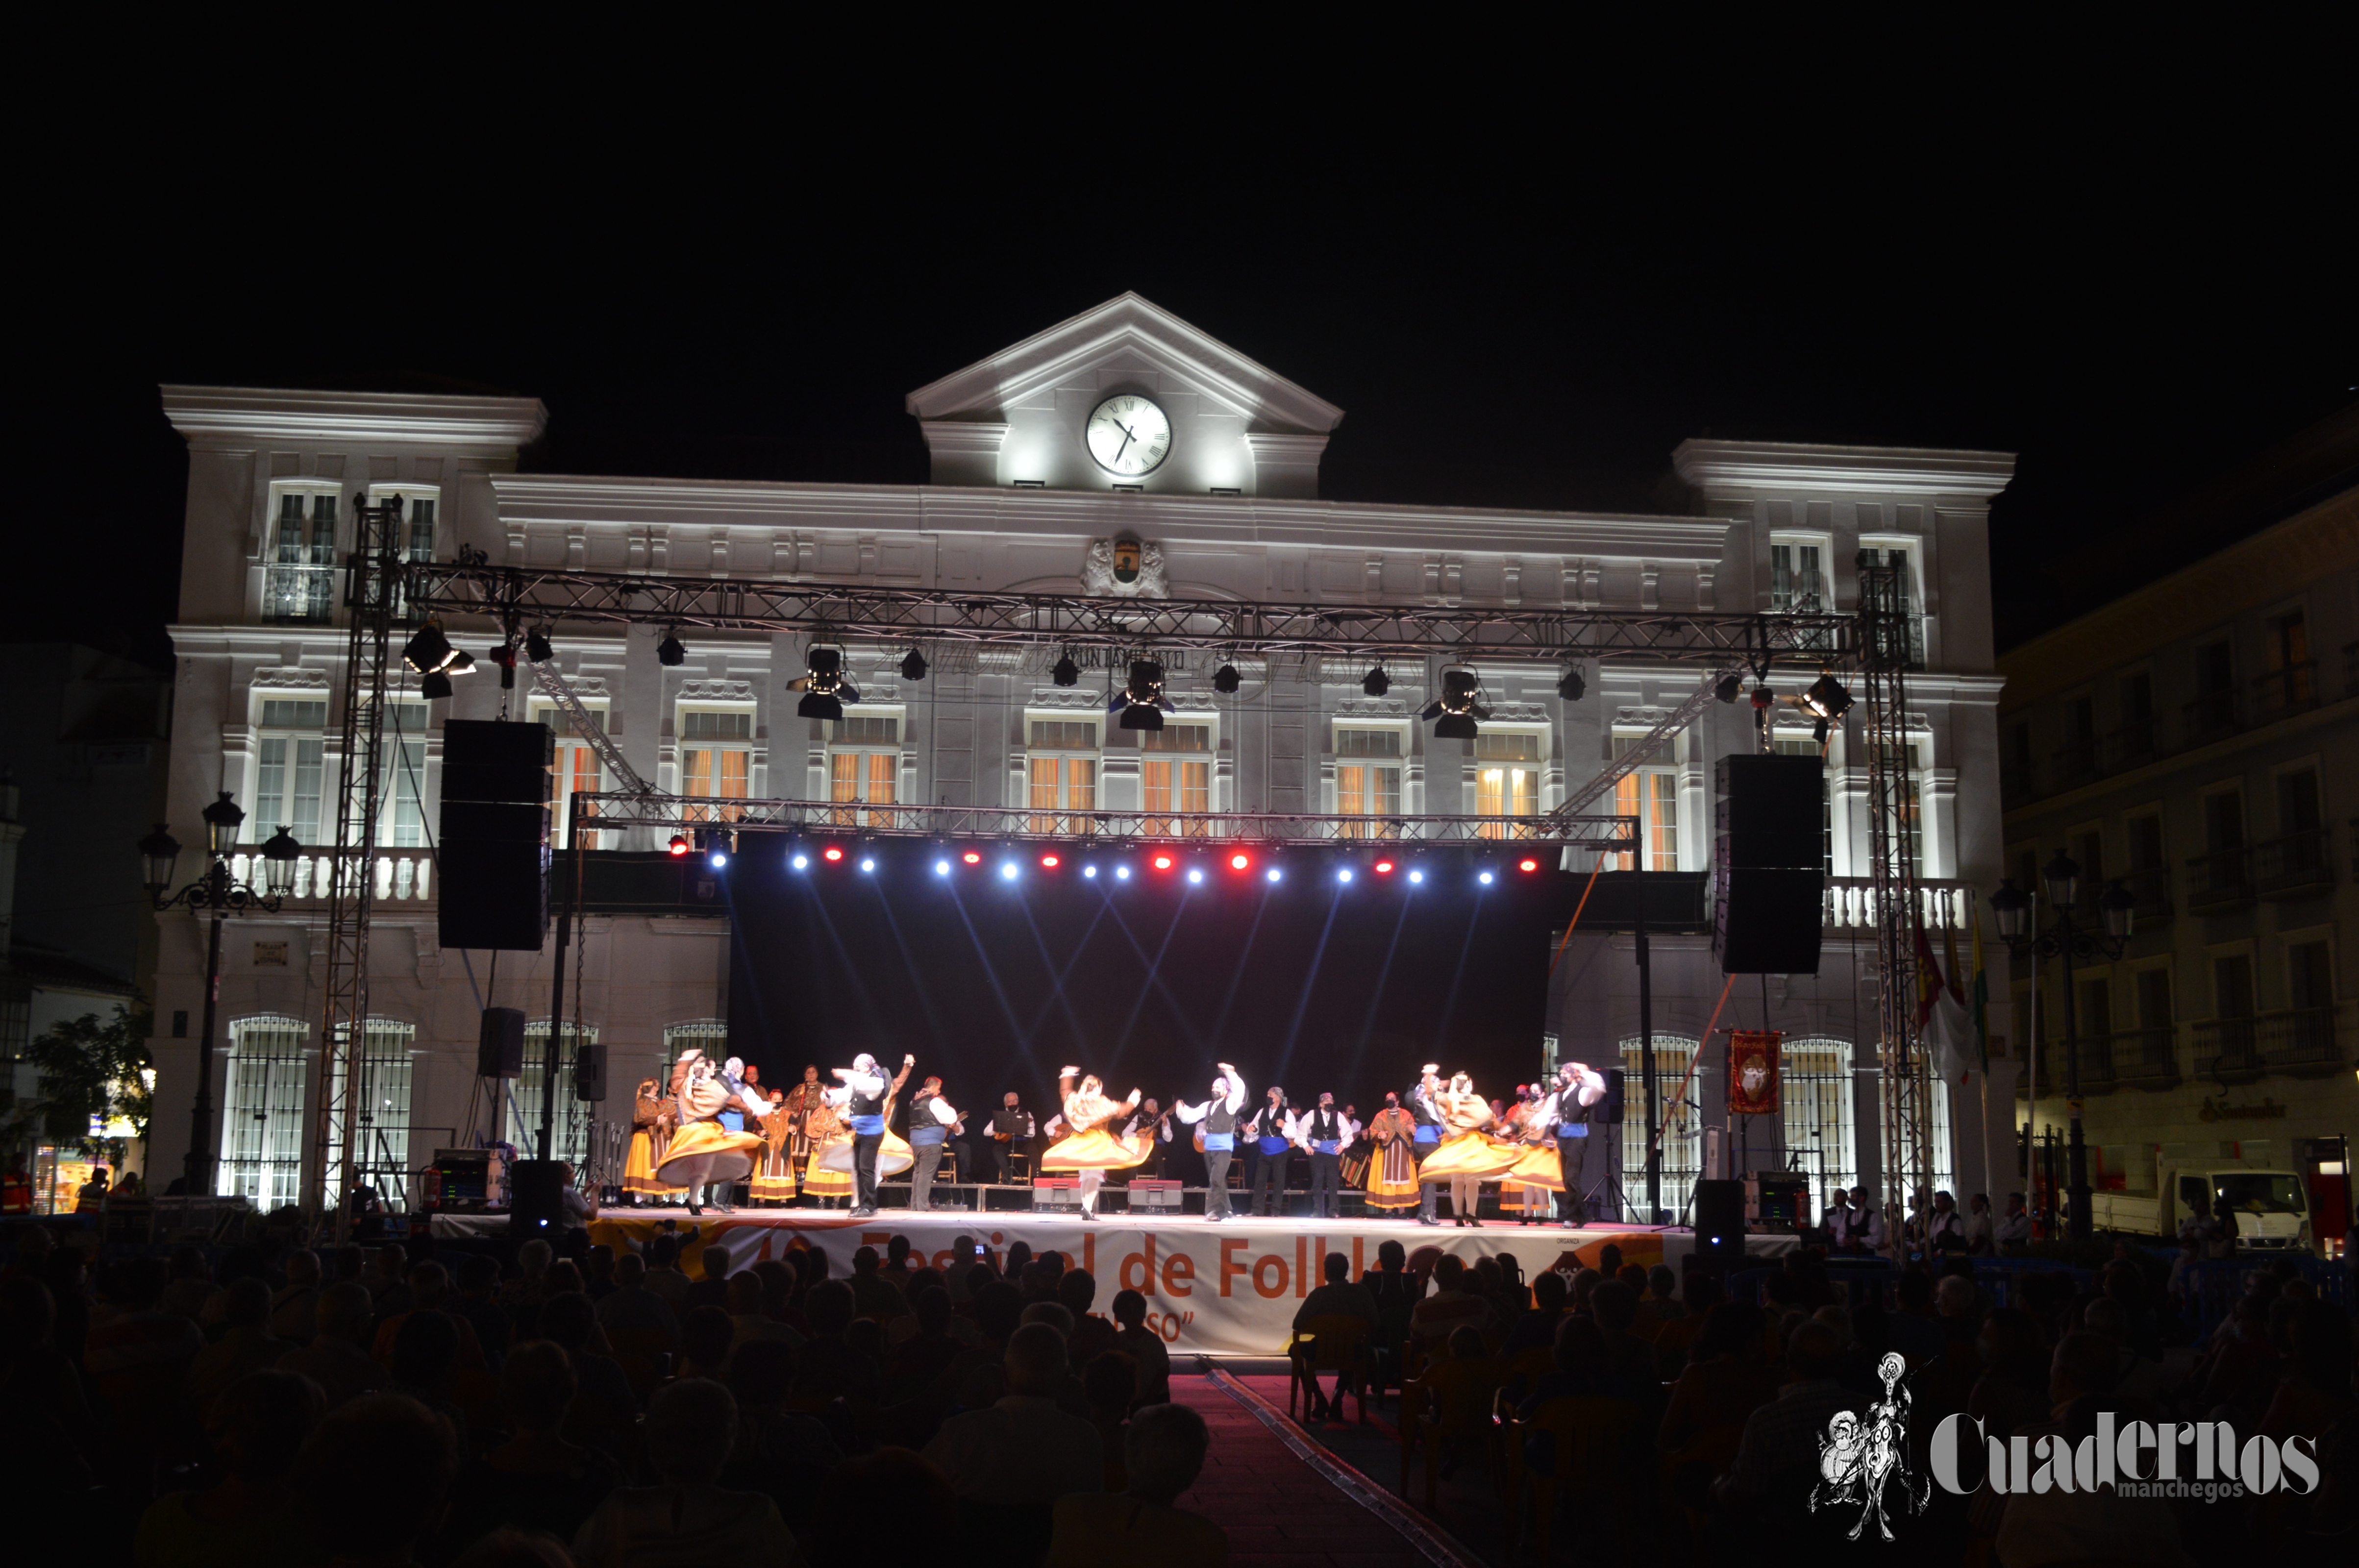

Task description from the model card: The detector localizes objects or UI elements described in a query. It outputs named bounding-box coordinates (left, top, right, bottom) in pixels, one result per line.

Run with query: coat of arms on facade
left=1812, top=1352, right=1930, bottom=1541
left=1081, top=536, right=1167, bottom=598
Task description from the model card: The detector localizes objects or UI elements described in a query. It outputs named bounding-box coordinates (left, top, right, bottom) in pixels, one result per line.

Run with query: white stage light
left=709, top=851, right=728, bottom=869
left=934, top=859, right=951, bottom=876
left=999, top=862, right=1019, bottom=880
left=1408, top=868, right=1424, bottom=884
left=1266, top=867, right=1283, bottom=883
left=860, top=857, right=876, bottom=873
left=1478, top=869, right=1495, bottom=885
left=791, top=853, right=810, bottom=870
left=1187, top=867, right=1205, bottom=884
left=1115, top=866, right=1132, bottom=881
left=1337, top=868, right=1355, bottom=884
left=1083, top=864, right=1099, bottom=879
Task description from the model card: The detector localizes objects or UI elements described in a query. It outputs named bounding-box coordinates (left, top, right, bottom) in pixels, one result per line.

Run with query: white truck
left=2090, top=1146, right=2313, bottom=1252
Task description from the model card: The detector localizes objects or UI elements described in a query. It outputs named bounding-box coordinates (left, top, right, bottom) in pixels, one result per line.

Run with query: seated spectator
left=1658, top=1301, right=1777, bottom=1489
left=292, top=1394, right=459, bottom=1568
left=885, top=1288, right=968, bottom=1410
left=1616, top=1264, right=1660, bottom=1339
left=880, top=1235, right=918, bottom=1294
left=1061, top=1268, right=1118, bottom=1368
left=1083, top=1349, right=1139, bottom=1491
left=1292, top=1252, right=1378, bottom=1420
left=1967, top=1306, right=2049, bottom=1440
left=1713, top=1319, right=1858, bottom=1511
left=1518, top=1314, right=1614, bottom=1416
left=451, top=1254, right=513, bottom=1371
left=1645, top=1264, right=1685, bottom=1326
left=186, top=1277, right=300, bottom=1418
left=679, top=1304, right=737, bottom=1381
left=276, top=1281, right=388, bottom=1409
left=1884, top=1269, right=1946, bottom=1366
left=727, top=1271, right=804, bottom=1357
left=1414, top=1324, right=1502, bottom=1477
left=439, top=1341, right=620, bottom=1557
left=364, top=1243, right=414, bottom=1316
left=1651, top=1270, right=1721, bottom=1381
left=800, top=1446, right=957, bottom=1567
left=922, top=1322, right=1105, bottom=1503
left=794, top=1279, right=881, bottom=1411
left=2081, top=1296, right=2169, bottom=1407
left=85, top=1255, right=206, bottom=1450
left=684, top=1244, right=732, bottom=1314
left=723, top=1339, right=843, bottom=1518
left=391, top=1309, right=470, bottom=1445
left=159, top=1246, right=215, bottom=1323
left=500, top=1240, right=553, bottom=1319
left=268, top=1250, right=323, bottom=1345
left=134, top=1370, right=323, bottom=1568
left=1109, top=1291, right=1171, bottom=1409
left=573, top=1379, right=799, bottom=1568
left=1046, top=1402, right=1227, bottom=1568
left=372, top=1260, right=485, bottom=1369
left=593, top=1252, right=680, bottom=1343
left=581, top=1245, right=617, bottom=1303
left=1409, top=1255, right=1488, bottom=1348
left=641, top=1234, right=692, bottom=1317
left=847, top=1246, right=910, bottom=1324
left=1589, top=1279, right=1657, bottom=1406
left=1503, top=1267, right=1569, bottom=1356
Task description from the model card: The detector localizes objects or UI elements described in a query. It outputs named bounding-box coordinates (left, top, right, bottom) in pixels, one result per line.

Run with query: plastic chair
left=1508, top=1395, right=1642, bottom=1559
left=1400, top=1354, right=1505, bottom=1512
left=1289, top=1315, right=1374, bottom=1423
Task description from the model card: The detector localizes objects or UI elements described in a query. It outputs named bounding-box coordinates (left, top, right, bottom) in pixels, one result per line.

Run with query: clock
left=1084, top=394, right=1172, bottom=478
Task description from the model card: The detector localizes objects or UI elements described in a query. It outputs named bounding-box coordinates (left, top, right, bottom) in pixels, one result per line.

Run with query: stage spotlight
left=709, top=844, right=728, bottom=869
left=1115, top=865, right=1132, bottom=882
left=1715, top=671, right=1744, bottom=703
left=1422, top=665, right=1490, bottom=741
left=822, top=845, right=845, bottom=863
left=1801, top=672, right=1853, bottom=723
left=1557, top=665, right=1586, bottom=702
left=899, top=647, right=928, bottom=682
left=1040, top=852, right=1061, bottom=869
left=934, top=858, right=951, bottom=876
left=1337, top=867, right=1356, bottom=884
left=1186, top=866, right=1205, bottom=885
left=1518, top=855, right=1541, bottom=873
left=657, top=628, right=686, bottom=666
left=1477, top=868, right=1496, bottom=885
left=668, top=833, right=691, bottom=858
left=525, top=626, right=554, bottom=663
left=1408, top=863, right=1426, bottom=884
left=1228, top=851, right=1251, bottom=872
left=962, top=849, right=983, bottom=865
left=1373, top=856, right=1396, bottom=876
left=998, top=861, right=1020, bottom=881
left=1052, top=651, right=1080, bottom=687
left=1266, top=866, right=1284, bottom=883
left=791, top=852, right=810, bottom=870
left=793, top=644, right=859, bottom=721
left=1361, top=665, right=1390, bottom=698
left=1113, top=659, right=1172, bottom=732
left=1213, top=662, right=1241, bottom=694
left=1151, top=852, right=1175, bottom=872
left=860, top=855, right=876, bottom=873
left=402, top=619, right=459, bottom=675
left=1082, top=863, right=1099, bottom=879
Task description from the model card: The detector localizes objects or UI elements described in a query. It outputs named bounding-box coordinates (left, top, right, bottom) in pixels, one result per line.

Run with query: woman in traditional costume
left=800, top=1093, right=853, bottom=1205
left=1416, top=1072, right=1520, bottom=1226
left=1040, top=1067, right=1146, bottom=1222
left=651, top=1054, right=768, bottom=1217
left=1361, top=1091, right=1421, bottom=1213
left=623, top=1078, right=665, bottom=1200
left=750, top=1087, right=796, bottom=1203
left=1497, top=1084, right=1561, bottom=1225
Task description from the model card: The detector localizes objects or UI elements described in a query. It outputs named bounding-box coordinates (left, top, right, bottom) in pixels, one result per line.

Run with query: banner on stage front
left=1728, top=1029, right=1781, bottom=1116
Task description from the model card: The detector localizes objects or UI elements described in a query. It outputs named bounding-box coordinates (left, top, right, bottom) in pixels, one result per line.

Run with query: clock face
left=1085, top=395, right=1172, bottom=478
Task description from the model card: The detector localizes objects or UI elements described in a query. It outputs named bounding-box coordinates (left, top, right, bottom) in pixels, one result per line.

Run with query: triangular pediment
left=905, top=292, right=1343, bottom=435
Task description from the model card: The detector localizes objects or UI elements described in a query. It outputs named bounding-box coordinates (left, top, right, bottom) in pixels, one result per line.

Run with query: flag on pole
left=1970, top=904, right=1990, bottom=1073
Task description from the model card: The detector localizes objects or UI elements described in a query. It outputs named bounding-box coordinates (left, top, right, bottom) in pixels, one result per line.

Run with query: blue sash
left=719, top=1111, right=744, bottom=1133
left=1257, top=1134, right=1291, bottom=1157
left=910, top=1124, right=946, bottom=1147
left=1314, top=1139, right=1341, bottom=1156
left=1557, top=1123, right=1589, bottom=1139
left=1201, top=1132, right=1234, bottom=1152
left=850, top=1114, right=885, bottom=1136
left=1414, top=1124, right=1440, bottom=1146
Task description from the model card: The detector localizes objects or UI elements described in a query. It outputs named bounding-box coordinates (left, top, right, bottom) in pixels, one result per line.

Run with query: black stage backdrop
left=723, top=845, right=1588, bottom=1109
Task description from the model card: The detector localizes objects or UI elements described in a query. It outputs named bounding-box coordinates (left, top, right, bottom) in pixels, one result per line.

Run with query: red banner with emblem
left=1728, top=1029, right=1782, bottom=1116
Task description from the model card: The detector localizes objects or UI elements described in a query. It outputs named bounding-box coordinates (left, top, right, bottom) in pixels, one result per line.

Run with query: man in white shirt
left=1839, top=1185, right=1889, bottom=1253
left=1530, top=1060, right=1607, bottom=1227
left=1122, top=1098, right=1173, bottom=1178
left=1996, top=1191, right=2035, bottom=1252
left=1243, top=1087, right=1296, bottom=1218
left=1297, top=1093, right=1350, bottom=1220
left=1174, top=1064, right=1246, bottom=1221
left=825, top=1052, right=913, bottom=1219
left=908, top=1077, right=963, bottom=1212
left=921, top=1322, right=1103, bottom=1503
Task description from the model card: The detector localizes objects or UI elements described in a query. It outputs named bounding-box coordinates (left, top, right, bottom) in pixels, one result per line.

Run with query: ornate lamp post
left=1990, top=851, right=2134, bottom=1243
left=142, top=793, right=301, bottom=1192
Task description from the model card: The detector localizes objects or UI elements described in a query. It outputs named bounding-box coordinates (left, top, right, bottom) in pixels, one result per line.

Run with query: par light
left=709, top=849, right=728, bottom=869
left=1266, top=866, right=1284, bottom=883
left=1228, top=851, right=1251, bottom=872
left=1373, top=856, right=1395, bottom=876
left=794, top=644, right=859, bottom=721
left=822, top=845, right=844, bottom=862
left=1408, top=865, right=1426, bottom=884
left=525, top=626, right=554, bottom=663
left=1186, top=866, right=1205, bottom=885
left=1213, top=662, right=1241, bottom=694
left=1083, top=863, right=1099, bottom=879
left=1151, top=852, right=1174, bottom=871
left=860, top=856, right=876, bottom=873
left=1715, top=672, right=1743, bottom=704
left=1041, top=852, right=1061, bottom=869
left=1478, top=868, right=1496, bottom=885
left=668, top=833, right=691, bottom=858
left=1115, top=865, right=1132, bottom=881
left=1801, top=672, right=1853, bottom=724
left=999, top=861, right=1019, bottom=881
left=1557, top=666, right=1586, bottom=702
left=1337, top=867, right=1355, bottom=884
left=1423, top=665, right=1490, bottom=741
left=1113, top=659, right=1171, bottom=732
left=657, top=628, right=686, bottom=666
left=1518, top=855, right=1541, bottom=873
left=402, top=619, right=459, bottom=675
left=934, top=858, right=951, bottom=876
left=899, top=648, right=928, bottom=682
left=1361, top=665, right=1390, bottom=698
left=791, top=850, right=811, bottom=870
left=1052, top=651, right=1080, bottom=687
left=962, top=849, right=983, bottom=865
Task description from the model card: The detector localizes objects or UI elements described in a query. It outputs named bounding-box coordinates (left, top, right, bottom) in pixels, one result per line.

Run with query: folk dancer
left=1040, top=1068, right=1148, bottom=1222
left=1532, top=1060, right=1607, bottom=1228
left=1174, top=1063, right=1246, bottom=1222
left=1243, top=1086, right=1295, bottom=1217
left=1298, top=1093, right=1350, bottom=1220
left=1408, top=1066, right=1448, bottom=1225
left=908, top=1077, right=964, bottom=1212
left=800, top=1092, right=853, bottom=1207
left=1338, top=1103, right=1367, bottom=1188
left=1496, top=1085, right=1557, bottom=1225
left=986, top=1094, right=1036, bottom=1185
left=750, top=1088, right=796, bottom=1203
left=1362, top=1093, right=1420, bottom=1213
left=1417, top=1071, right=1521, bottom=1227
left=823, top=1053, right=915, bottom=1219
left=623, top=1078, right=683, bottom=1202
left=649, top=1054, right=767, bottom=1218
left=781, top=1065, right=825, bottom=1169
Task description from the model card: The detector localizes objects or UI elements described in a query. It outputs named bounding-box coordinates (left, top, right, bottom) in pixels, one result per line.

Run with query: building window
left=2288, top=939, right=2333, bottom=1013
left=1334, top=725, right=1403, bottom=837
left=1609, top=735, right=1678, bottom=871
left=1770, top=537, right=1828, bottom=613
left=374, top=488, right=440, bottom=623
left=1027, top=719, right=1099, bottom=832
left=828, top=712, right=902, bottom=827
left=1141, top=722, right=1212, bottom=834
left=1620, top=1035, right=1701, bottom=1220
left=663, top=1020, right=731, bottom=1075
left=324, top=1019, right=415, bottom=1209
left=1771, top=735, right=1834, bottom=874
left=340, top=699, right=430, bottom=847
left=680, top=708, right=752, bottom=822
left=1860, top=544, right=1924, bottom=666
left=512, top=1022, right=600, bottom=1165
left=2262, top=609, right=2314, bottom=715
left=2191, top=639, right=2236, bottom=738
left=218, top=1017, right=311, bottom=1210
left=1473, top=730, right=1542, bottom=836
left=525, top=698, right=610, bottom=848
left=264, top=487, right=340, bottom=622
left=1780, top=1037, right=1858, bottom=1220
left=254, top=698, right=327, bottom=846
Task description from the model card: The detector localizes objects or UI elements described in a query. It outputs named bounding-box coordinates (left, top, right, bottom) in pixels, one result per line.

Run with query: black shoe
left=712, top=1203, right=736, bottom=1214
left=1081, top=1209, right=1097, bottom=1222
left=688, top=1202, right=703, bottom=1217
left=1562, top=1218, right=1585, bottom=1228
left=1418, top=1215, right=1440, bottom=1226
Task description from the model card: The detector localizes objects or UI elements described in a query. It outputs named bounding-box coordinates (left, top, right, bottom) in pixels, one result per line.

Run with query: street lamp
left=145, top=792, right=299, bottom=1194
left=1991, top=856, right=2133, bottom=1245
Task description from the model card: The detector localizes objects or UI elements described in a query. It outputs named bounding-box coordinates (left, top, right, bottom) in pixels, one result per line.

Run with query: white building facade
left=149, top=294, right=2015, bottom=1218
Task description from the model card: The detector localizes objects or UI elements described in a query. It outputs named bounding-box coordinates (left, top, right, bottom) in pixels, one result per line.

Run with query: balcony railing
left=2121, top=863, right=2173, bottom=926
left=1824, top=878, right=1970, bottom=933
left=2252, top=662, right=2319, bottom=722
left=2183, top=846, right=2252, bottom=914
left=2182, top=688, right=2239, bottom=746
left=2083, top=1025, right=2180, bottom=1091
left=263, top=565, right=338, bottom=623
left=233, top=847, right=435, bottom=904
left=2256, top=1007, right=2343, bottom=1075
left=2252, top=827, right=2333, bottom=900
left=2192, top=1017, right=2261, bottom=1083
left=2100, top=719, right=2158, bottom=774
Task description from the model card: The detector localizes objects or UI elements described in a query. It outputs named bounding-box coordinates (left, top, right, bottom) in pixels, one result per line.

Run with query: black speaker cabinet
left=1714, top=865, right=1825, bottom=975
left=476, top=1007, right=526, bottom=1078
left=1600, top=1065, right=1626, bottom=1124
left=1714, top=753, right=1823, bottom=869
left=438, top=721, right=553, bottom=952
left=573, top=1041, right=606, bottom=1103
left=1692, top=1178, right=1746, bottom=1260
left=508, top=1159, right=573, bottom=1234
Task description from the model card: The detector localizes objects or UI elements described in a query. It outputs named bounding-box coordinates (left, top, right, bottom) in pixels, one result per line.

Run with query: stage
left=433, top=1206, right=1799, bottom=1354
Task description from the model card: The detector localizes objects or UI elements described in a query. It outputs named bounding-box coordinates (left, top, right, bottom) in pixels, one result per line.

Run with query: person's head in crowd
left=1762, top=1273, right=1798, bottom=1310
left=1553, top=1314, right=1607, bottom=1376
left=1004, top=1322, right=1068, bottom=1396
left=516, top=1239, right=552, bottom=1281
left=2049, top=1330, right=2119, bottom=1408
left=725, top=1272, right=764, bottom=1318
left=2081, top=1296, right=2126, bottom=1339
left=394, top=1310, right=461, bottom=1394
left=1785, top=1320, right=1842, bottom=1382
left=681, top=1305, right=735, bottom=1373
left=457, top=1254, right=500, bottom=1298
left=974, top=1281, right=1024, bottom=1346
left=755, top=1261, right=795, bottom=1317
left=613, top=1252, right=647, bottom=1290
left=1084, top=1349, right=1138, bottom=1421
left=1681, top=1269, right=1724, bottom=1311
left=905, top=1267, right=943, bottom=1301
left=1004, top=1240, right=1033, bottom=1277
left=221, top=1275, right=272, bottom=1330
left=1473, top=1257, right=1503, bottom=1296
left=731, top=1339, right=796, bottom=1412
left=1647, top=1265, right=1678, bottom=1303
left=1527, top=1269, right=1568, bottom=1314
left=535, top=1291, right=594, bottom=1356
left=852, top=1246, right=881, bottom=1278
left=646, top=1378, right=737, bottom=1484
left=1569, top=1268, right=1601, bottom=1313
left=293, top=1395, right=458, bottom=1560
left=1693, top=1301, right=1759, bottom=1364
left=1615, top=1264, right=1648, bottom=1296
left=1446, top=1323, right=1486, bottom=1364
left=103, top=1254, right=169, bottom=1312
left=1590, top=1278, right=1638, bottom=1336
left=1431, top=1255, right=1467, bottom=1293
left=699, top=1244, right=731, bottom=1282
left=207, top=1368, right=323, bottom=1483
left=407, top=1259, right=450, bottom=1310
left=804, top=1279, right=855, bottom=1338
left=964, top=1263, right=998, bottom=1303
left=1124, top=1403, right=1210, bottom=1506
left=315, top=1282, right=374, bottom=1345
left=450, top=1529, right=574, bottom=1568
left=1811, top=1304, right=1853, bottom=1348
left=886, top=1235, right=912, bottom=1269
left=1935, top=1275, right=1978, bottom=1321
left=1022, top=1301, right=1076, bottom=1338
left=647, top=1234, right=681, bottom=1271
left=1058, top=1268, right=1098, bottom=1321
left=790, top=1247, right=829, bottom=1287
left=1375, top=1239, right=1406, bottom=1274
left=500, top=1341, right=576, bottom=1432
left=1111, top=1290, right=1148, bottom=1331
left=1596, top=1243, right=1623, bottom=1276
left=845, top=1316, right=886, bottom=1367
left=584, top=1246, right=615, bottom=1288
left=170, top=1245, right=211, bottom=1284
left=544, top=1260, right=584, bottom=1296
left=900, top=1287, right=946, bottom=1337
left=1896, top=1269, right=1934, bottom=1314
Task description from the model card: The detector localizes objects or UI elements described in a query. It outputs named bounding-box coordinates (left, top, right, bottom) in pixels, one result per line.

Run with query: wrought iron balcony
left=2256, top=1007, right=2344, bottom=1076
left=2120, top=863, right=2174, bottom=927
left=2192, top=1017, right=2262, bottom=1084
left=2252, top=662, right=2319, bottom=722
left=2182, top=689, right=2239, bottom=746
left=2102, top=1025, right=2180, bottom=1090
left=263, top=565, right=338, bottom=623
left=2253, top=827, right=2333, bottom=901
left=2183, top=847, right=2253, bottom=914
left=2100, top=719, right=2159, bottom=775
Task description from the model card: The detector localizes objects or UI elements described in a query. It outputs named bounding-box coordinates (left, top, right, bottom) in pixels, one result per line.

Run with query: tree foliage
left=17, top=1003, right=153, bottom=1151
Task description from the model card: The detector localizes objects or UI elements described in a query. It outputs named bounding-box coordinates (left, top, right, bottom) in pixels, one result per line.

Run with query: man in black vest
left=827, top=1051, right=914, bottom=1219
left=1409, top=1064, right=1446, bottom=1225
left=1175, top=1064, right=1246, bottom=1222
left=1243, top=1086, right=1294, bottom=1218
left=1533, top=1060, right=1607, bottom=1227
left=1300, top=1092, right=1347, bottom=1220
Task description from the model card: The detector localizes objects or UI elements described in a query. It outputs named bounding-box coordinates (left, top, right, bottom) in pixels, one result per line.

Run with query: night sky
left=18, top=57, right=2353, bottom=671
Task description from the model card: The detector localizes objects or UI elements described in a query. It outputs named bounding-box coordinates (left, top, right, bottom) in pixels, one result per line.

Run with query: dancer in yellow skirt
left=750, top=1087, right=796, bottom=1203
left=1361, top=1092, right=1422, bottom=1212
left=1040, top=1067, right=1147, bottom=1222
left=1497, top=1086, right=1562, bottom=1225
left=623, top=1079, right=667, bottom=1199
left=800, top=1095, right=853, bottom=1205
left=651, top=1054, right=768, bottom=1218
left=1415, top=1071, right=1520, bottom=1227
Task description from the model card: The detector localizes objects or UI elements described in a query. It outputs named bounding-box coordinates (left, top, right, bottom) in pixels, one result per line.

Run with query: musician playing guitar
left=985, top=1092, right=1036, bottom=1185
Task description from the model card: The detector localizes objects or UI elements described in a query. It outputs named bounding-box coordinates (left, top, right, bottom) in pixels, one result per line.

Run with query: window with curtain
left=1609, top=760, right=1679, bottom=871
left=1141, top=722, right=1211, bottom=834
left=528, top=699, right=609, bottom=849
left=828, top=712, right=901, bottom=828
left=1474, top=730, right=1542, bottom=836
left=1335, top=726, right=1403, bottom=838
left=340, top=700, right=430, bottom=846
left=254, top=698, right=328, bottom=847
left=218, top=1017, right=311, bottom=1210
left=1027, top=719, right=1099, bottom=832
left=265, top=488, right=339, bottom=621
left=680, top=709, right=752, bottom=822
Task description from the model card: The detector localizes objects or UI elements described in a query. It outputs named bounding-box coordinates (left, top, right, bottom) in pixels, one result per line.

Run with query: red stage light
left=822, top=846, right=844, bottom=862
left=1041, top=853, right=1061, bottom=869
left=962, top=850, right=982, bottom=864
left=668, top=834, right=690, bottom=858
left=1519, top=857, right=1540, bottom=873
left=1152, top=853, right=1174, bottom=871
left=1373, top=858, right=1395, bottom=874
left=1228, top=852, right=1250, bottom=871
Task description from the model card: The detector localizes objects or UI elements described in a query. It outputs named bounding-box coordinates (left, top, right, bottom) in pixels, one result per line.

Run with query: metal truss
left=525, top=657, right=655, bottom=796
left=403, top=562, right=1857, bottom=663
left=579, top=793, right=1641, bottom=853
left=1543, top=665, right=1744, bottom=827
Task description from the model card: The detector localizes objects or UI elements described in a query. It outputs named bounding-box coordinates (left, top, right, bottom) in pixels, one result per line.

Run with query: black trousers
left=1252, top=1148, right=1288, bottom=1215
left=853, top=1131, right=883, bottom=1210
left=1204, top=1150, right=1234, bottom=1217
left=988, top=1139, right=1021, bottom=1184
left=1308, top=1151, right=1342, bottom=1218
left=910, top=1141, right=945, bottom=1209
left=1556, top=1131, right=1591, bottom=1220
left=1415, top=1139, right=1440, bottom=1219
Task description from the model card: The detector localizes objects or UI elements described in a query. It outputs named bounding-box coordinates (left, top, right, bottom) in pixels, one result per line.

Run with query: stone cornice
left=161, top=386, right=547, bottom=451
left=917, top=421, right=1008, bottom=454
left=1997, top=488, right=2359, bottom=709
left=1672, top=439, right=2015, bottom=500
